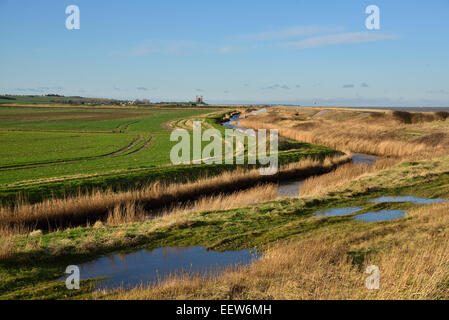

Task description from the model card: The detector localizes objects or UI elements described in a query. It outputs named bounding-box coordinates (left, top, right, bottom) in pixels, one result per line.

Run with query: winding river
left=222, top=113, right=378, bottom=197
left=64, top=113, right=379, bottom=290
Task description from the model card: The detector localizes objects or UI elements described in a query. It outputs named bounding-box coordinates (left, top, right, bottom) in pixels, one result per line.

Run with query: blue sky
left=1, top=0, right=448, bottom=106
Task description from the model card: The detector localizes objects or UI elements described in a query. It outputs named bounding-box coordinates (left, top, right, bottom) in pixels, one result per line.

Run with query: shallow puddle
left=62, top=246, right=259, bottom=290
left=315, top=207, right=362, bottom=217
left=351, top=153, right=377, bottom=165
left=370, top=196, right=447, bottom=205
left=354, top=210, right=405, bottom=222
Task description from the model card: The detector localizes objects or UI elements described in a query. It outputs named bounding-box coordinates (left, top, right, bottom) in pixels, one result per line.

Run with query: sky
left=1, top=0, right=448, bottom=107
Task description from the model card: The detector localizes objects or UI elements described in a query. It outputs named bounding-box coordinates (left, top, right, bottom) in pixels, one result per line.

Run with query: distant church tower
left=195, top=95, right=204, bottom=104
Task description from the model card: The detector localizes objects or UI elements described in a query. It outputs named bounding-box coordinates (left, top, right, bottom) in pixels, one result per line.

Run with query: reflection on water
left=278, top=181, right=304, bottom=197
left=315, top=207, right=362, bottom=217
left=370, top=196, right=447, bottom=205
left=276, top=154, right=378, bottom=198
left=351, top=153, right=377, bottom=165
left=313, top=195, right=447, bottom=223
left=222, top=114, right=250, bottom=133
left=354, top=210, right=405, bottom=222
left=63, top=246, right=259, bottom=290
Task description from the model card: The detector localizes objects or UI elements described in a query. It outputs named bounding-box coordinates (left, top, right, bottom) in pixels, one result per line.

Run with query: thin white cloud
left=121, top=40, right=242, bottom=56
left=279, top=32, right=399, bottom=49
left=111, top=30, right=398, bottom=57
left=238, top=25, right=344, bottom=41
left=117, top=40, right=205, bottom=57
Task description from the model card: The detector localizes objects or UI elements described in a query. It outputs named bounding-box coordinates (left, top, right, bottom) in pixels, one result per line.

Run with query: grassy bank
left=0, top=154, right=349, bottom=234
left=107, top=155, right=449, bottom=300
left=1, top=154, right=449, bottom=299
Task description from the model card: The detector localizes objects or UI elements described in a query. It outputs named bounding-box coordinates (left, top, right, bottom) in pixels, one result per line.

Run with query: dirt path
left=312, top=110, right=328, bottom=119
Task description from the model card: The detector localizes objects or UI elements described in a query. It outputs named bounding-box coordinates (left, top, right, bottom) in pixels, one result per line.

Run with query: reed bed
left=0, top=154, right=351, bottom=235
left=300, top=157, right=399, bottom=197
left=160, top=183, right=279, bottom=217
left=238, top=107, right=449, bottom=159
left=110, top=202, right=449, bottom=300
left=104, top=183, right=279, bottom=226
left=239, top=118, right=432, bottom=157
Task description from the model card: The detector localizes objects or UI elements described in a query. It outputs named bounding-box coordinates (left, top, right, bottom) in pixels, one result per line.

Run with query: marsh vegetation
left=1, top=105, right=449, bottom=300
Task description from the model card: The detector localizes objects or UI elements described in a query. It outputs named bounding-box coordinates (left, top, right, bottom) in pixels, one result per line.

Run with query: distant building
left=133, top=99, right=150, bottom=105
left=195, top=95, right=204, bottom=104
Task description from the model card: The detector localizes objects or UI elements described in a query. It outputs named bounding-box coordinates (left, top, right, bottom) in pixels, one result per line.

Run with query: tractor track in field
left=0, top=119, right=140, bottom=135
left=113, top=120, right=140, bottom=133
left=0, top=135, right=152, bottom=171
left=125, top=136, right=154, bottom=155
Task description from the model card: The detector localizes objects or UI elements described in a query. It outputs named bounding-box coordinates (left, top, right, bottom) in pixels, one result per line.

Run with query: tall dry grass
left=110, top=202, right=449, bottom=300
left=104, top=184, right=279, bottom=226
left=300, top=157, right=399, bottom=197
left=106, top=201, right=145, bottom=226
left=161, top=183, right=278, bottom=217
left=0, top=184, right=279, bottom=261
left=239, top=117, right=431, bottom=157
left=0, top=154, right=351, bottom=234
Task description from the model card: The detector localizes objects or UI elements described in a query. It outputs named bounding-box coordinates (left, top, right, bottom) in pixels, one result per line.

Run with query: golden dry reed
left=110, top=202, right=449, bottom=300
left=300, top=157, right=399, bottom=197
left=104, top=183, right=278, bottom=226
left=237, top=108, right=449, bottom=158
left=0, top=154, right=351, bottom=235
left=161, top=183, right=279, bottom=217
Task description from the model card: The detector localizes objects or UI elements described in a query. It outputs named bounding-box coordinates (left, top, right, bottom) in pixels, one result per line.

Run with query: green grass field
left=0, top=105, right=339, bottom=204
left=0, top=106, right=220, bottom=201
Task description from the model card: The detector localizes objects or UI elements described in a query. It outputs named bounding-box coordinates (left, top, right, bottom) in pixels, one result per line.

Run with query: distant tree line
left=0, top=95, right=16, bottom=100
